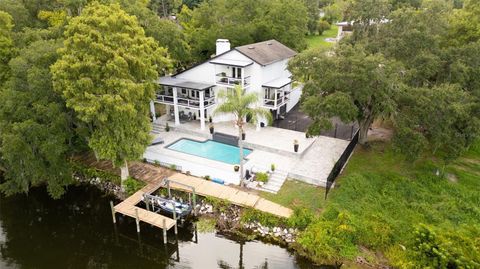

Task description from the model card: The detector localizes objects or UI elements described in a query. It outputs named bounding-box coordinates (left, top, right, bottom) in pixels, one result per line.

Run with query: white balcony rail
left=263, top=97, right=288, bottom=108
left=155, top=94, right=215, bottom=108
left=215, top=74, right=250, bottom=87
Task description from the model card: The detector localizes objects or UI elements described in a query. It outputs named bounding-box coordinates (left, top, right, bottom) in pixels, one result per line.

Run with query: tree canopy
left=0, top=39, right=74, bottom=198
left=51, top=2, right=171, bottom=183
left=289, top=45, right=401, bottom=144
left=179, top=0, right=309, bottom=61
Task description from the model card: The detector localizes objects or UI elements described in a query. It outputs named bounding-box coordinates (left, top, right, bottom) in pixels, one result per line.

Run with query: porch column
left=274, top=89, right=278, bottom=108
left=173, top=87, right=180, bottom=126
left=149, top=100, right=156, bottom=122
left=199, top=91, right=205, bottom=130
left=241, top=68, right=244, bottom=88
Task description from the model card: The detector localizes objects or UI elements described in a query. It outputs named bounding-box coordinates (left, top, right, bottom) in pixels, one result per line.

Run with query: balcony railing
left=215, top=74, right=250, bottom=87
left=263, top=97, right=288, bottom=108
left=155, top=94, right=215, bottom=108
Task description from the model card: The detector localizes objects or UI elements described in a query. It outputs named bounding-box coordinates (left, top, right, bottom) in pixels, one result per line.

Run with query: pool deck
left=147, top=116, right=350, bottom=188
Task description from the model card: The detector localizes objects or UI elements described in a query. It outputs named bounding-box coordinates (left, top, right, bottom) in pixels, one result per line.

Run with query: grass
left=259, top=180, right=326, bottom=213
left=196, top=217, right=217, bottom=233
left=305, top=25, right=338, bottom=50
left=265, top=140, right=480, bottom=266
left=305, top=141, right=480, bottom=266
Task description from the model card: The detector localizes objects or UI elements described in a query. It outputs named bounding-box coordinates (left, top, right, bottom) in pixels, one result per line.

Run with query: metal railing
left=215, top=74, right=250, bottom=87
left=155, top=95, right=215, bottom=108
left=263, top=97, right=288, bottom=108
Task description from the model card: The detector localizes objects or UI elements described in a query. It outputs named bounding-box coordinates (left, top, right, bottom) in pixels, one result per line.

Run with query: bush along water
left=71, top=162, right=123, bottom=198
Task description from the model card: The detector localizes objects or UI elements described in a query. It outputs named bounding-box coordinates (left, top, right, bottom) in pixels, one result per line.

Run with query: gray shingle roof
left=235, top=40, right=297, bottom=66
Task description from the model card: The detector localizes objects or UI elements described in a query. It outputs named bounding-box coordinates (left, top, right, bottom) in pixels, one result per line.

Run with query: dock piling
left=145, top=195, right=151, bottom=211
left=110, top=201, right=116, bottom=224
left=192, top=190, right=197, bottom=216
left=172, top=201, right=178, bottom=235
left=135, top=208, right=140, bottom=233
left=162, top=219, right=167, bottom=244
left=167, top=181, right=171, bottom=198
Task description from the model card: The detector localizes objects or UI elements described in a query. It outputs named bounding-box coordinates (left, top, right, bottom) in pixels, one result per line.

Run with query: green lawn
left=305, top=25, right=339, bottom=50
left=264, top=140, right=480, bottom=266
left=259, top=180, right=326, bottom=213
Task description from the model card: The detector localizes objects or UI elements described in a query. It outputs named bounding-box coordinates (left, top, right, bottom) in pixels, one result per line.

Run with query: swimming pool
left=167, top=139, right=252, bottom=165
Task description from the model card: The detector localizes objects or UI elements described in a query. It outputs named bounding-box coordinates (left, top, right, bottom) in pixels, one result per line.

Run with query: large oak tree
left=289, top=45, right=401, bottom=144
left=52, top=2, right=171, bottom=185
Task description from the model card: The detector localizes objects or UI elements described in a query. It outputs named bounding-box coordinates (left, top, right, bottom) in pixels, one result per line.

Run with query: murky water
left=0, top=184, right=321, bottom=269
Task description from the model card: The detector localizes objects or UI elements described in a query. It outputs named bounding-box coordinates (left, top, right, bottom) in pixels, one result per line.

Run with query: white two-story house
left=150, top=39, right=302, bottom=130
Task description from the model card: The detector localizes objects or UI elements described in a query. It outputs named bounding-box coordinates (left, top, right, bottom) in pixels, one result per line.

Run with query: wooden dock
left=112, top=181, right=177, bottom=240
left=168, top=173, right=293, bottom=218
left=78, top=155, right=292, bottom=218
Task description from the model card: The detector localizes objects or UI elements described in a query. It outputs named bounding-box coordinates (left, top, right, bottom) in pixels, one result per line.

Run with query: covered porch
left=152, top=76, right=216, bottom=130
left=262, top=77, right=292, bottom=119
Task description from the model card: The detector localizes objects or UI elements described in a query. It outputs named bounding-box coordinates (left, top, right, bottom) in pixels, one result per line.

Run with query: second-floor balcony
left=156, top=94, right=215, bottom=109
left=215, top=73, right=250, bottom=87
left=263, top=96, right=289, bottom=109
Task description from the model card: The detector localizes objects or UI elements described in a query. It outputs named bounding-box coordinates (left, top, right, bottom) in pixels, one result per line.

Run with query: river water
left=0, top=184, right=322, bottom=269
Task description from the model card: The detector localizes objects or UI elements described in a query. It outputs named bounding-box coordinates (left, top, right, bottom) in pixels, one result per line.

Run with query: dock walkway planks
left=168, top=173, right=293, bottom=218
left=78, top=154, right=292, bottom=218
left=114, top=181, right=176, bottom=231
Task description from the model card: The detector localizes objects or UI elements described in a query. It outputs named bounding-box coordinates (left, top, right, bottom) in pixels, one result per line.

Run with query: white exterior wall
left=172, top=49, right=300, bottom=126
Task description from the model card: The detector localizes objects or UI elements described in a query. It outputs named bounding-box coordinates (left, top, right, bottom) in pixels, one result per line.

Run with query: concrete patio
left=144, top=115, right=350, bottom=191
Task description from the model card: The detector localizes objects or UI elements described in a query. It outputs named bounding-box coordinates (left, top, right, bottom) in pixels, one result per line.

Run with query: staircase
left=152, top=122, right=165, bottom=134
left=260, top=169, right=288, bottom=194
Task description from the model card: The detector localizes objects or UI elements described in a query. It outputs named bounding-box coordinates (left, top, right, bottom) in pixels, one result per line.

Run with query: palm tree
left=214, top=85, right=272, bottom=187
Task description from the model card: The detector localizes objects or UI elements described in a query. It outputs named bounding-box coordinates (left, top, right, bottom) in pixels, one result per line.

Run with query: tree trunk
left=358, top=116, right=374, bottom=145
left=120, top=160, right=129, bottom=186
left=238, top=124, right=245, bottom=187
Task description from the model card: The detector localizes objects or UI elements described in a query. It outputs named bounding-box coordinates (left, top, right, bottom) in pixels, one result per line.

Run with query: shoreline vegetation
left=70, top=137, right=480, bottom=268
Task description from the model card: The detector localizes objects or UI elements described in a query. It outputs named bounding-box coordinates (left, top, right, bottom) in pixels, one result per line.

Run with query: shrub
left=287, top=207, right=316, bottom=230
left=204, top=175, right=211, bottom=180
left=123, top=177, right=146, bottom=196
left=296, top=211, right=358, bottom=264
left=317, top=19, right=331, bottom=35
left=203, top=196, right=230, bottom=212
left=169, top=164, right=177, bottom=171
left=240, top=208, right=286, bottom=227
left=255, top=172, right=269, bottom=183
left=271, top=163, right=276, bottom=171
left=71, top=162, right=120, bottom=185
left=165, top=122, right=170, bottom=132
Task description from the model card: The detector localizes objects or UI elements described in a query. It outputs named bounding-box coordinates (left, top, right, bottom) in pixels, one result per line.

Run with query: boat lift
left=161, top=177, right=198, bottom=216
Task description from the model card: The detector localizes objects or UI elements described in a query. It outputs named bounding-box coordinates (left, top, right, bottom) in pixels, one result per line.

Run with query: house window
left=181, top=88, right=187, bottom=95
left=232, top=67, right=242, bottom=78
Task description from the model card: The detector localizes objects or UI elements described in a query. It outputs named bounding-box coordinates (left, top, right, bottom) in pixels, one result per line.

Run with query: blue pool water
left=168, top=139, right=252, bottom=165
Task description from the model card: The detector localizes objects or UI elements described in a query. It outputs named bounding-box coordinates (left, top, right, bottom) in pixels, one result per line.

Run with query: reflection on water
left=0, top=185, right=321, bottom=269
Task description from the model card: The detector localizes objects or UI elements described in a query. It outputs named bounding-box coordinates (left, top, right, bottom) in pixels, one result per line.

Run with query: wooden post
left=135, top=208, right=140, bottom=233
left=163, top=219, right=167, bottom=244
left=334, top=123, right=338, bottom=138
left=167, top=180, right=171, bottom=198
left=172, top=201, right=178, bottom=235
left=145, top=195, right=150, bottom=212
left=110, top=201, right=116, bottom=224
left=192, top=189, right=197, bottom=216
left=188, top=192, right=192, bottom=206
